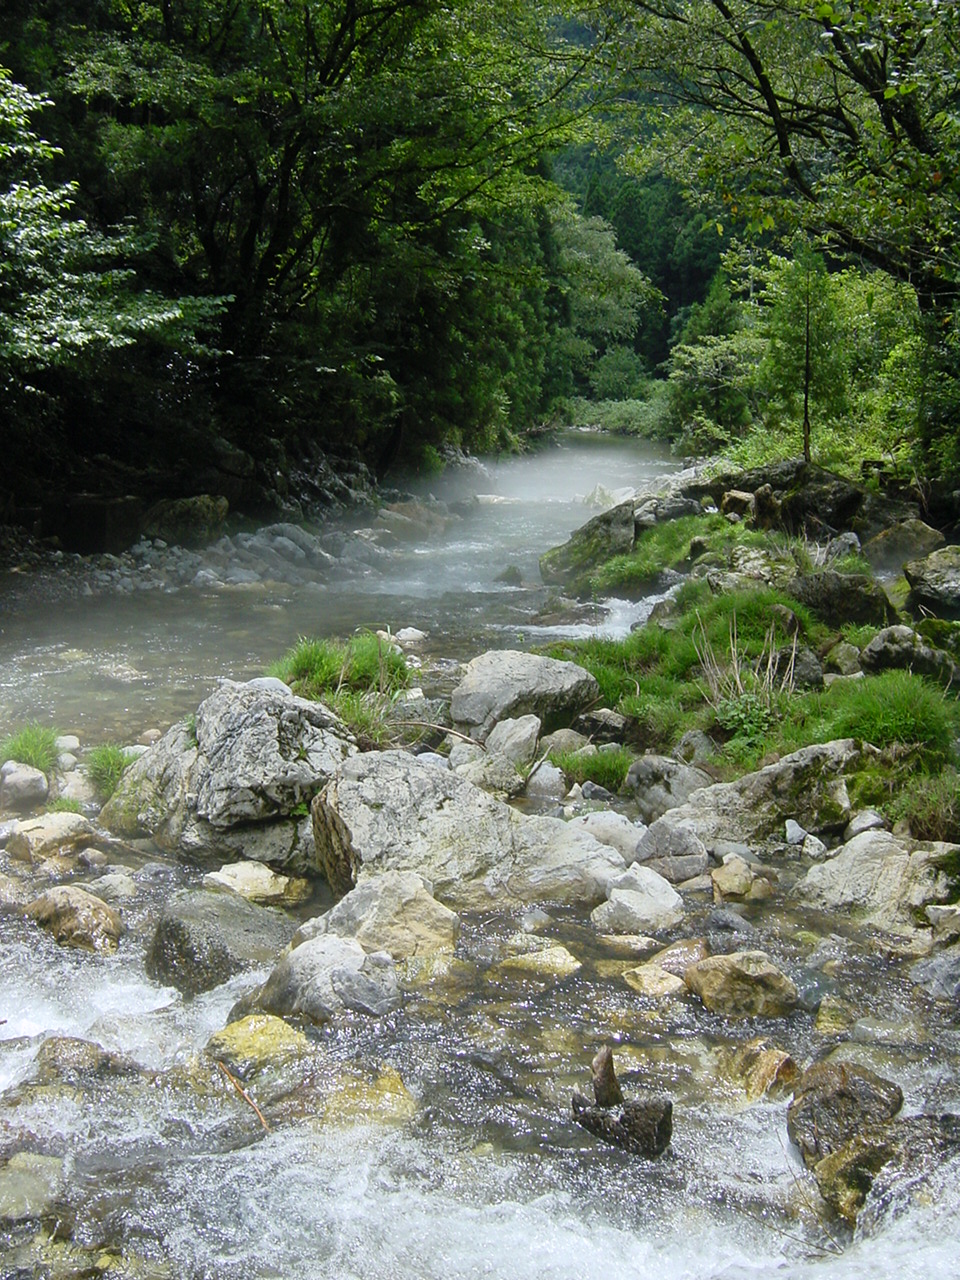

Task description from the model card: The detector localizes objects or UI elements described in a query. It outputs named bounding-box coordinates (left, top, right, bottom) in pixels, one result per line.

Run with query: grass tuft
left=548, top=747, right=635, bottom=792
left=1, top=723, right=59, bottom=774
left=87, top=744, right=133, bottom=802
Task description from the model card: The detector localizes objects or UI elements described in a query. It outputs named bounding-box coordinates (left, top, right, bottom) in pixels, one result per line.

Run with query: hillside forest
left=2, top=2, right=959, bottom=528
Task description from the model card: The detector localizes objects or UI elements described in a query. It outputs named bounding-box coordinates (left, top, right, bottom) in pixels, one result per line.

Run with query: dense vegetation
left=3, top=3, right=959, bottom=524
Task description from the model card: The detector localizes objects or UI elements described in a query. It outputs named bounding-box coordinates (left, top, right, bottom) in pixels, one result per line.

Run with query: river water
left=2, top=433, right=960, bottom=1279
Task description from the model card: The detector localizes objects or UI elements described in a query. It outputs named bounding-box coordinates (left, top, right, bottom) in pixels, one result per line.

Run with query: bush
left=87, top=744, right=133, bottom=802
left=1, top=722, right=59, bottom=773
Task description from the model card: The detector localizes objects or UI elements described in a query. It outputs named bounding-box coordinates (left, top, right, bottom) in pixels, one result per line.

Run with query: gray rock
left=146, top=889, right=296, bottom=996
left=785, top=819, right=807, bottom=845
left=0, top=762, right=49, bottom=810
left=311, top=750, right=624, bottom=908
left=844, top=809, right=887, bottom=840
left=624, top=755, right=713, bottom=824
left=100, top=680, right=356, bottom=868
left=674, top=730, right=716, bottom=764
left=591, top=866, right=684, bottom=934
left=295, top=870, right=459, bottom=960
left=824, top=531, right=862, bottom=562
left=634, top=821, right=709, bottom=884
left=567, top=811, right=646, bottom=862
left=523, top=761, right=567, bottom=800
left=636, top=740, right=860, bottom=856
left=450, top=650, right=599, bottom=742
left=824, top=641, right=862, bottom=676
left=539, top=728, right=590, bottom=756
left=787, top=571, right=898, bottom=627
left=862, top=519, right=944, bottom=572
left=904, top=545, right=960, bottom=618
left=859, top=624, right=958, bottom=686
left=796, top=829, right=959, bottom=935
left=253, top=935, right=400, bottom=1023
left=485, top=715, right=541, bottom=765
left=911, top=944, right=960, bottom=1000
left=454, top=751, right=524, bottom=798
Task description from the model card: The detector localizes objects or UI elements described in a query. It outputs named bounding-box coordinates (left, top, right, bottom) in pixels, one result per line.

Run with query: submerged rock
left=787, top=1060, right=903, bottom=1168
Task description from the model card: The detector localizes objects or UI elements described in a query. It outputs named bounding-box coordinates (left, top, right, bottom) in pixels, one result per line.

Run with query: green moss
left=1, top=722, right=59, bottom=774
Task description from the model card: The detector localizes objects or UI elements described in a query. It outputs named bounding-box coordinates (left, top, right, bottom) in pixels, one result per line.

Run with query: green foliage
left=548, top=747, right=635, bottom=792
left=269, top=632, right=410, bottom=702
left=86, top=744, right=132, bottom=802
left=827, top=670, right=957, bottom=766
left=46, top=796, right=82, bottom=814
left=1, top=722, right=59, bottom=773
left=889, top=767, right=960, bottom=844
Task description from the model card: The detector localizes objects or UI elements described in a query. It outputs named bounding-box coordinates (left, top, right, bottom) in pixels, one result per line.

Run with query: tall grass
left=268, top=631, right=410, bottom=701
left=1, top=723, right=59, bottom=773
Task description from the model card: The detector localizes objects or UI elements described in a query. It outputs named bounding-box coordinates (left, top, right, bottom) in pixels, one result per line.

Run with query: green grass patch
left=826, top=669, right=957, bottom=764
left=888, top=766, right=960, bottom=843
left=87, top=744, right=133, bottom=802
left=46, top=796, right=82, bottom=814
left=1, top=723, right=59, bottom=774
left=548, top=747, right=635, bottom=792
left=268, top=631, right=410, bottom=701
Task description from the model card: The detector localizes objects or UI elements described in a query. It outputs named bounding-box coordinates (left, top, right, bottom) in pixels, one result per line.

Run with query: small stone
left=498, top=944, right=581, bottom=979
left=203, top=860, right=312, bottom=907
left=785, top=819, right=807, bottom=845
left=5, top=812, right=96, bottom=862
left=711, top=855, right=755, bottom=901
left=622, top=964, right=686, bottom=997
left=801, top=833, right=828, bottom=860
left=843, top=809, right=887, bottom=841
left=0, top=763, right=49, bottom=811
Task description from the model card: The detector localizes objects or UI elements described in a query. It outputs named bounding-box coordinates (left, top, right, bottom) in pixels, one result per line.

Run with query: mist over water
left=0, top=433, right=677, bottom=739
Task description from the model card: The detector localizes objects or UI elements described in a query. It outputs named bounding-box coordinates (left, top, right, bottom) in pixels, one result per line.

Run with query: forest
left=2, top=1, right=958, bottom=527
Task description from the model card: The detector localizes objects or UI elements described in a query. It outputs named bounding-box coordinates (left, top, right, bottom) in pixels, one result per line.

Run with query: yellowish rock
left=716, top=1037, right=799, bottom=1103
left=205, top=1014, right=309, bottom=1078
left=815, top=994, right=856, bottom=1034
left=325, top=1066, right=417, bottom=1125
left=6, top=812, right=96, bottom=862
left=623, top=963, right=686, bottom=997
left=497, top=944, right=581, bottom=979
left=650, top=936, right=710, bottom=976
left=203, top=860, right=312, bottom=906
left=712, top=855, right=755, bottom=900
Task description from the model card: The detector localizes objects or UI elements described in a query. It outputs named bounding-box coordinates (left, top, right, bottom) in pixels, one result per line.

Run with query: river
left=2, top=433, right=960, bottom=1279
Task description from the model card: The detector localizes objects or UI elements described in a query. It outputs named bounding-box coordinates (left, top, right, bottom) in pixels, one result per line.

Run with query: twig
left=394, top=720, right=484, bottom=747
left=217, top=1061, right=271, bottom=1132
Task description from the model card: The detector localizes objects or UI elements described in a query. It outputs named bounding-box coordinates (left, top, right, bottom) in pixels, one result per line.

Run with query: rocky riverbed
left=3, top=455, right=960, bottom=1277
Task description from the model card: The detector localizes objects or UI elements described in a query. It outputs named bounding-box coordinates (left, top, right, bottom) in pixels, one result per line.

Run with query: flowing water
left=2, top=433, right=960, bottom=1278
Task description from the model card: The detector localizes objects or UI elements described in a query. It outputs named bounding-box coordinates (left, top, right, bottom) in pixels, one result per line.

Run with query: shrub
left=1, top=722, right=59, bottom=773
left=890, top=766, right=960, bottom=843
left=87, top=744, right=133, bottom=802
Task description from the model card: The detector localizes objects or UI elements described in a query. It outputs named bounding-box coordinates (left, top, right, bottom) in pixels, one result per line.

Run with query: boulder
left=683, top=950, right=798, bottom=1017
left=293, top=871, right=459, bottom=960
left=787, top=571, right=898, bottom=627
left=824, top=641, right=862, bottom=676
left=711, top=855, right=756, bottom=901
left=453, top=752, right=525, bottom=798
left=538, top=500, right=637, bottom=589
left=637, top=740, right=861, bottom=856
left=311, top=750, right=624, bottom=908
left=0, top=1152, right=65, bottom=1223
left=5, top=812, right=97, bottom=863
left=146, top=889, right=296, bottom=996
left=571, top=1091, right=673, bottom=1158
left=590, top=866, right=684, bottom=934
left=624, top=755, right=713, bottom=824
left=450, top=650, right=599, bottom=742
left=859, top=624, right=958, bottom=686
left=862, top=519, right=944, bottom=572
left=795, top=829, right=958, bottom=935
left=787, top=1060, right=903, bottom=1167
left=252, top=935, right=400, bottom=1023
left=715, top=1038, right=799, bottom=1103
left=100, top=680, right=356, bottom=868
left=204, top=1014, right=309, bottom=1079
left=904, top=544, right=960, bottom=618
left=0, top=762, right=49, bottom=811
left=141, top=494, right=229, bottom=546
left=24, top=885, right=126, bottom=954
left=484, top=715, right=541, bottom=765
